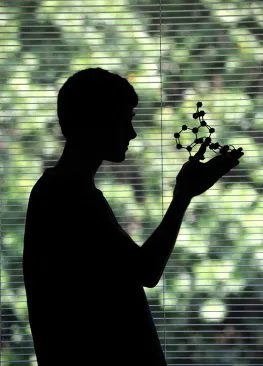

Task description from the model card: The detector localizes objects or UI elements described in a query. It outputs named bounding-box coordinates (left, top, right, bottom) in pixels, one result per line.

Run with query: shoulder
left=30, top=168, right=100, bottom=202
left=26, top=171, right=101, bottom=229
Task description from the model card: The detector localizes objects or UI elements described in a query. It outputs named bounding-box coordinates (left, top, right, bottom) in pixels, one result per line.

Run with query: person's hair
left=57, top=67, right=139, bottom=139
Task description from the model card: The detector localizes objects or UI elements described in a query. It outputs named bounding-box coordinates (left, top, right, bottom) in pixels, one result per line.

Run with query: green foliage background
left=1, top=0, right=263, bottom=365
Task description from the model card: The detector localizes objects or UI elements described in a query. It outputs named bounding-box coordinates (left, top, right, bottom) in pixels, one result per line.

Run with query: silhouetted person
left=23, top=68, right=243, bottom=366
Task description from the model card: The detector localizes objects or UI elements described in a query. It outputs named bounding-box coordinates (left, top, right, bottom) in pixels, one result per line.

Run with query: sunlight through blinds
left=1, top=0, right=263, bottom=365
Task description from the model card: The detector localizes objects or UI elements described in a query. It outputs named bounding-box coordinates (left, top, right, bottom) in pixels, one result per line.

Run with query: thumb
left=194, top=142, right=207, bottom=161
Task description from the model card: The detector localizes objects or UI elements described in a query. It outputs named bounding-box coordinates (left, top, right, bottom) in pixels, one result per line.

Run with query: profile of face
left=95, top=107, right=137, bottom=163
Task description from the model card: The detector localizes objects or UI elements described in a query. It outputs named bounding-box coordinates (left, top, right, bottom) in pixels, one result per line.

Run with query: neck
left=54, top=139, right=102, bottom=187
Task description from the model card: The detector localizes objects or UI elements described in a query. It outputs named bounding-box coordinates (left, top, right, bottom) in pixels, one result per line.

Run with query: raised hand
left=173, top=142, right=244, bottom=198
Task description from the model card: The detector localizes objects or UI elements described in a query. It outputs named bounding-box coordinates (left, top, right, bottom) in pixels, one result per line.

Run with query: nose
left=129, top=124, right=137, bottom=140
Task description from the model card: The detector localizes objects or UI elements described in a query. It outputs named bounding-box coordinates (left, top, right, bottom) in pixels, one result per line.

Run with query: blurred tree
left=1, top=0, right=263, bottom=365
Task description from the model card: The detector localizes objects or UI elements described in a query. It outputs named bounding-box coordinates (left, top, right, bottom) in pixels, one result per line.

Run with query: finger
left=221, top=157, right=240, bottom=176
left=211, top=159, right=239, bottom=182
left=194, top=142, right=207, bottom=161
left=207, top=153, right=239, bottom=175
left=230, top=149, right=244, bottom=160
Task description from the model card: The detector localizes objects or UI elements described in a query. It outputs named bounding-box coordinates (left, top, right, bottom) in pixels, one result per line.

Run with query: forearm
left=139, top=191, right=191, bottom=287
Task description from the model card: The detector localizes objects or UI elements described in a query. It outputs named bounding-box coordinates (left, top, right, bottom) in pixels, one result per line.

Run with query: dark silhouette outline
left=23, top=67, right=244, bottom=366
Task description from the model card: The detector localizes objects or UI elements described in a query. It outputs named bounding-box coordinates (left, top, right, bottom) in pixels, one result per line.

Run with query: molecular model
left=173, top=101, right=243, bottom=161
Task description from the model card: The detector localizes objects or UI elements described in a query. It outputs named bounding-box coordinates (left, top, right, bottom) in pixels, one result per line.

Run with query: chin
left=105, top=151, right=126, bottom=163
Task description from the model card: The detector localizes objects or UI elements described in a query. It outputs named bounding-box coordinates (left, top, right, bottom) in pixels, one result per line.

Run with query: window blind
left=1, top=0, right=263, bottom=365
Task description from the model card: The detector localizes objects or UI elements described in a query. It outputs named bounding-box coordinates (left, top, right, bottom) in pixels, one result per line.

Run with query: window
left=1, top=0, right=263, bottom=364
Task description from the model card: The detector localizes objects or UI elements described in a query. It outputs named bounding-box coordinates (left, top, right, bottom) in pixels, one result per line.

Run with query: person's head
left=57, top=67, right=138, bottom=162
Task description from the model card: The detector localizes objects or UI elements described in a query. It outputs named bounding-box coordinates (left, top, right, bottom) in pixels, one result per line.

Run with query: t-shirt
left=23, top=167, right=167, bottom=366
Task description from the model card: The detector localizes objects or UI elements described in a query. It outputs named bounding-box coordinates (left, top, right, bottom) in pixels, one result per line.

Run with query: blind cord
left=159, top=0, right=167, bottom=358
